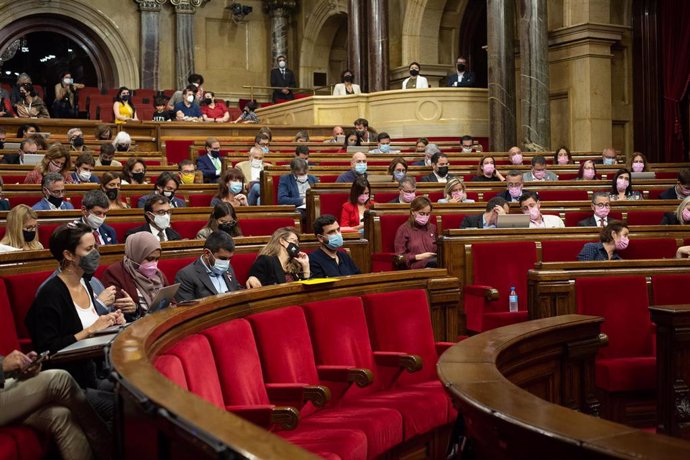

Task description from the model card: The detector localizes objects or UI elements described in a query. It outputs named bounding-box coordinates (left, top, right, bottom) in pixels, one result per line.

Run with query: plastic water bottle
left=509, top=287, right=518, bottom=312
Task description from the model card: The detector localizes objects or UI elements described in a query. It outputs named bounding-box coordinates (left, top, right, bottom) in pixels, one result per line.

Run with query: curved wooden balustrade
left=437, top=315, right=690, bottom=459
left=109, top=270, right=460, bottom=459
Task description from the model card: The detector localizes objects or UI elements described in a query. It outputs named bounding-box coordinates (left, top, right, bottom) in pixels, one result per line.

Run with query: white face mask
left=78, top=170, right=92, bottom=181
left=251, top=159, right=263, bottom=168
left=152, top=213, right=171, bottom=230
left=278, top=60, right=287, bottom=69
left=86, top=213, right=105, bottom=230
left=186, top=95, right=194, bottom=103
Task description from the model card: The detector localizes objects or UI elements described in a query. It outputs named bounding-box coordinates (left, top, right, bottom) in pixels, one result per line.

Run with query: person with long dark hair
left=113, top=86, right=138, bottom=124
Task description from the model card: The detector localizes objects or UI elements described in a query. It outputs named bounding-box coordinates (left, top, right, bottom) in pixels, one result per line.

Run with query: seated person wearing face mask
left=75, top=190, right=117, bottom=245
left=112, top=131, right=133, bottom=153
left=578, top=192, right=612, bottom=227
left=178, top=159, right=202, bottom=185
left=71, top=153, right=100, bottom=184
left=519, top=191, right=565, bottom=228
left=508, top=146, right=524, bottom=166
left=394, top=197, right=437, bottom=269
left=277, top=158, right=318, bottom=213
left=32, top=173, right=75, bottom=211
left=460, top=197, right=509, bottom=229
left=596, top=147, right=619, bottom=165
left=577, top=221, right=629, bottom=261
left=67, top=128, right=86, bottom=152
left=368, top=132, right=400, bottom=154
left=309, top=214, right=361, bottom=278
left=336, top=152, right=368, bottom=183
left=136, top=172, right=186, bottom=208
left=174, top=86, right=203, bottom=121
left=522, top=155, right=558, bottom=182
left=389, top=176, right=417, bottom=204
left=198, top=137, right=223, bottom=183
left=420, top=152, right=454, bottom=183
left=0, top=204, right=43, bottom=251
left=125, top=195, right=182, bottom=242
left=197, top=202, right=243, bottom=239
left=497, top=170, right=526, bottom=202
left=175, top=231, right=241, bottom=302
left=659, top=168, right=690, bottom=200
left=412, top=143, right=440, bottom=166
left=95, top=143, right=121, bottom=167
left=246, top=227, right=310, bottom=288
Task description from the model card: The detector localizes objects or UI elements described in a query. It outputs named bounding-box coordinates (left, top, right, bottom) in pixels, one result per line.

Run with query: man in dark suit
left=197, top=137, right=222, bottom=183
left=270, top=55, right=297, bottom=103
left=497, top=170, right=525, bottom=203
left=594, top=147, right=619, bottom=165
left=420, top=152, right=455, bottom=183
left=577, top=192, right=612, bottom=227
left=460, top=197, right=509, bottom=229
left=136, top=172, right=186, bottom=208
left=388, top=177, right=417, bottom=204
left=75, top=190, right=118, bottom=245
left=0, top=138, right=37, bottom=164
left=659, top=168, right=690, bottom=200
left=125, top=195, right=182, bottom=242
left=277, top=158, right=319, bottom=215
left=446, top=56, right=476, bottom=88
left=174, top=231, right=240, bottom=302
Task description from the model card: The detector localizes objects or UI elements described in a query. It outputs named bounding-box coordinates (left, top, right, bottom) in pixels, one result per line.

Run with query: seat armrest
left=317, top=365, right=373, bottom=388
left=271, top=406, right=300, bottom=430
left=435, top=342, right=455, bottom=355
left=373, top=351, right=422, bottom=372
left=265, top=383, right=331, bottom=407
left=465, top=284, right=499, bottom=301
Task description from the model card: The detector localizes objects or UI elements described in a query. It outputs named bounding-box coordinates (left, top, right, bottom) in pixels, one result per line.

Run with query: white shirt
left=250, top=164, right=262, bottom=182
left=148, top=223, right=167, bottom=241
left=529, top=214, right=565, bottom=229
left=75, top=278, right=99, bottom=329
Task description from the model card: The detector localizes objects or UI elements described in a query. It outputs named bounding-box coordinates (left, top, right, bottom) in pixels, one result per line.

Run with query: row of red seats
left=155, top=289, right=456, bottom=459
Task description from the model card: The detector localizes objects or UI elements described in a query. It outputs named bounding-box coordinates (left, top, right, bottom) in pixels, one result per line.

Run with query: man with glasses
left=498, top=170, right=526, bottom=202
left=125, top=195, right=181, bottom=241
left=389, top=176, right=417, bottom=203
left=660, top=168, right=690, bottom=199
left=578, top=192, right=612, bottom=227
left=32, top=173, right=74, bottom=210
left=136, top=172, right=186, bottom=208
left=1, top=138, right=37, bottom=165
left=522, top=155, right=558, bottom=182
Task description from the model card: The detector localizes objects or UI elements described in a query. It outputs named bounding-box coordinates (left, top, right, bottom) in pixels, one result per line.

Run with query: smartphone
left=21, top=351, right=49, bottom=372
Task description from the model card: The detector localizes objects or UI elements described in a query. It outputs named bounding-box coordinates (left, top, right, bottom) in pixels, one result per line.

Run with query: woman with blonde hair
left=438, top=178, right=475, bottom=203
left=0, top=204, right=43, bottom=251
left=661, top=195, right=690, bottom=225
left=24, top=143, right=72, bottom=184
left=245, top=227, right=310, bottom=288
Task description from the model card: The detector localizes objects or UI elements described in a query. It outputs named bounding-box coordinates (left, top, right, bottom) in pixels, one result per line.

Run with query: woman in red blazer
left=340, top=176, right=374, bottom=232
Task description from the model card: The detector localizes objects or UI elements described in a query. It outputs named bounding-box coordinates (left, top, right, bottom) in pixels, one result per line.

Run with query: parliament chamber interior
left=0, top=0, right=689, bottom=459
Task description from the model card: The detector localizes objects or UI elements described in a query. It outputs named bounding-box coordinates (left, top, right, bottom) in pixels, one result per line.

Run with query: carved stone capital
left=170, top=0, right=210, bottom=13
left=263, top=0, right=297, bottom=16
left=135, top=0, right=167, bottom=12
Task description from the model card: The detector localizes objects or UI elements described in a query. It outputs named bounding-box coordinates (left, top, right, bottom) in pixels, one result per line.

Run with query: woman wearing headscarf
left=101, top=232, right=169, bottom=319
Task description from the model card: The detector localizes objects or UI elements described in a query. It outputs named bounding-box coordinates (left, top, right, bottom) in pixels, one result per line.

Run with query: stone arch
left=298, top=0, right=348, bottom=88
left=0, top=1, right=138, bottom=88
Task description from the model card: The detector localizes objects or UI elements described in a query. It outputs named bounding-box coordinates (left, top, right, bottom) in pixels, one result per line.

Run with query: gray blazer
left=174, top=258, right=241, bottom=302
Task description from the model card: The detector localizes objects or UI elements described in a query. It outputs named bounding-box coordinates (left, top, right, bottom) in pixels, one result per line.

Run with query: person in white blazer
left=402, top=62, right=429, bottom=89
left=332, top=70, right=362, bottom=96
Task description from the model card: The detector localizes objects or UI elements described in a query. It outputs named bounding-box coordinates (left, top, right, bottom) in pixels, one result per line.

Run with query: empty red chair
left=154, top=354, right=188, bottom=390
left=240, top=217, right=298, bottom=237
left=188, top=194, right=214, bottom=207
left=464, top=241, right=537, bottom=333
left=626, top=211, right=666, bottom=225
left=651, top=274, right=690, bottom=306
left=619, top=238, right=678, bottom=259
left=157, top=256, right=196, bottom=283
left=538, top=189, right=589, bottom=201
left=440, top=213, right=469, bottom=231
left=171, top=220, right=205, bottom=239
left=108, top=222, right=146, bottom=242
left=37, top=222, right=61, bottom=248
left=315, top=193, right=349, bottom=223
left=541, top=239, right=593, bottom=262
left=0, top=281, right=21, bottom=355
left=371, top=214, right=409, bottom=272
left=1, top=270, right=54, bottom=350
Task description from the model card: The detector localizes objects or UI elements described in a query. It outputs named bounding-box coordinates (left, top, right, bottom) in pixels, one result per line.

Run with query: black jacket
left=460, top=214, right=484, bottom=229
left=124, top=223, right=182, bottom=242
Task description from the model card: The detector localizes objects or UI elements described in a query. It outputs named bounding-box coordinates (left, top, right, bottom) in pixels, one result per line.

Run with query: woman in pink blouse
left=394, top=196, right=437, bottom=269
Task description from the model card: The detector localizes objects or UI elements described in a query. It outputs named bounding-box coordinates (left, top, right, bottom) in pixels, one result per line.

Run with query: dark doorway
left=459, top=0, right=488, bottom=88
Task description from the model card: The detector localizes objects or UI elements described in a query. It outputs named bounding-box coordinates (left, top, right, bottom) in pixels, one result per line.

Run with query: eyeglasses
left=507, top=183, right=522, bottom=189
left=594, top=203, right=611, bottom=209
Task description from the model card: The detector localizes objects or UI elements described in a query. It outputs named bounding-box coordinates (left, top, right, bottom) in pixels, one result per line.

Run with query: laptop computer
left=496, top=214, right=531, bottom=229
left=23, top=153, right=45, bottom=165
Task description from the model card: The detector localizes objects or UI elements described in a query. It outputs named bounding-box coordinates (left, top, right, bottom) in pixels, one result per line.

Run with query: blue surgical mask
left=325, top=232, right=344, bottom=250
left=211, top=257, right=230, bottom=276
left=355, top=163, right=367, bottom=175
left=261, top=146, right=269, bottom=154
left=603, top=157, right=616, bottom=165
left=229, top=181, right=243, bottom=194
left=379, top=144, right=391, bottom=153
left=393, top=170, right=406, bottom=181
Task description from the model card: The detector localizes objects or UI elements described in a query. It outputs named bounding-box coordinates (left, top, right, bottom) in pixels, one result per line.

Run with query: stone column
left=367, top=0, right=388, bottom=92
left=518, top=0, right=550, bottom=150
left=487, top=0, right=516, bottom=151
left=169, top=0, right=209, bottom=89
left=348, top=0, right=366, bottom=92
left=264, top=1, right=297, bottom=66
left=135, top=0, right=166, bottom=89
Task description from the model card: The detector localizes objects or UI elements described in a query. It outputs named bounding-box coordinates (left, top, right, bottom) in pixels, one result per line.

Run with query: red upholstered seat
left=157, top=257, right=196, bottom=283
left=538, top=189, right=589, bottom=201
left=440, top=214, right=469, bottom=232
left=371, top=214, right=409, bottom=272
left=372, top=192, right=397, bottom=203
left=541, top=239, right=594, bottom=262
left=464, top=242, right=536, bottom=333
left=1, top=270, right=55, bottom=350
left=0, top=431, right=17, bottom=460
left=108, top=222, right=146, bottom=242
left=240, top=218, right=297, bottom=237
left=165, top=140, right=195, bottom=165
left=0, top=426, right=48, bottom=460
left=188, top=194, right=214, bottom=207
left=230, top=252, right=258, bottom=287
left=170, top=220, right=205, bottom=239
left=651, top=274, right=690, bottom=306
left=318, top=193, right=349, bottom=222
left=37, top=223, right=61, bottom=248
left=576, top=276, right=655, bottom=392
left=0, top=281, right=21, bottom=355
left=154, top=354, right=188, bottom=390
left=626, top=210, right=667, bottom=225
left=618, top=238, right=678, bottom=259
left=302, top=297, right=449, bottom=439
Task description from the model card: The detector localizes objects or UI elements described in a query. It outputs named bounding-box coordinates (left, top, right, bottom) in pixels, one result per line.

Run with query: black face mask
left=343, top=75, right=353, bottom=83
left=22, top=229, right=36, bottom=242
left=204, top=98, right=213, bottom=105
left=116, top=144, right=129, bottom=152
left=457, top=64, right=466, bottom=72
left=47, top=194, right=63, bottom=209
left=437, top=166, right=449, bottom=177
left=286, top=242, right=300, bottom=258
left=101, top=159, right=112, bottom=166
left=72, top=137, right=84, bottom=147
left=121, top=95, right=129, bottom=102
left=410, top=69, right=419, bottom=77
left=0, top=141, right=4, bottom=149
left=210, top=149, right=220, bottom=158
left=218, top=222, right=236, bottom=234
left=131, top=172, right=145, bottom=182
left=105, top=188, right=119, bottom=200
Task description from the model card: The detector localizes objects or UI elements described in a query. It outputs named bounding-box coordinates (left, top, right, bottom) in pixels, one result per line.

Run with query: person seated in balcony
left=196, top=202, right=243, bottom=240
left=95, top=143, right=121, bottom=167
left=402, top=62, right=429, bottom=89
left=660, top=195, right=690, bottom=225
left=232, top=100, right=259, bottom=124
left=121, top=157, right=147, bottom=185
left=609, top=169, right=642, bottom=201
left=0, top=138, right=38, bottom=165
left=10, top=73, right=32, bottom=107
left=32, top=173, right=74, bottom=211
left=576, top=159, right=599, bottom=180
left=333, top=69, right=361, bottom=96
left=578, top=192, right=612, bottom=227
left=211, top=168, right=248, bottom=208
left=460, top=196, right=509, bottom=229
left=100, top=171, right=129, bottom=210
left=178, top=159, right=203, bottom=185
left=24, top=143, right=73, bottom=185
left=389, top=176, right=417, bottom=204
left=394, top=196, right=437, bottom=269
left=113, top=86, right=138, bottom=124
left=497, top=170, right=525, bottom=203
left=175, top=231, right=241, bottom=302
left=340, top=176, right=373, bottom=233
left=554, top=146, right=573, bottom=165
left=136, top=172, right=186, bottom=208
left=471, top=155, right=504, bottom=182
left=201, top=91, right=230, bottom=123
left=659, top=168, right=690, bottom=199
left=53, top=72, right=84, bottom=118
left=277, top=158, right=318, bottom=215
left=124, top=196, right=181, bottom=242
left=420, top=152, right=454, bottom=183
left=15, top=83, right=50, bottom=118
left=577, top=221, right=629, bottom=261
left=174, top=86, right=203, bottom=121
left=447, top=56, right=476, bottom=87
left=66, top=128, right=85, bottom=152
left=246, top=227, right=310, bottom=287
left=152, top=96, right=174, bottom=122
left=508, top=146, right=524, bottom=165
left=309, top=214, right=361, bottom=278
left=387, top=157, right=407, bottom=183
left=519, top=191, right=565, bottom=228
left=167, top=73, right=205, bottom=109
left=102, top=231, right=170, bottom=317
left=438, top=178, right=475, bottom=203
left=71, top=153, right=99, bottom=184
left=628, top=151, right=652, bottom=173
left=0, top=204, right=43, bottom=251
left=336, top=152, right=368, bottom=183
left=522, top=155, right=558, bottom=182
